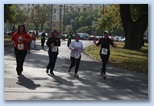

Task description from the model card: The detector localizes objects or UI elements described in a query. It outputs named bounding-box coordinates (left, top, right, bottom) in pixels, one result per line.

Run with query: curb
left=83, top=49, right=101, bottom=63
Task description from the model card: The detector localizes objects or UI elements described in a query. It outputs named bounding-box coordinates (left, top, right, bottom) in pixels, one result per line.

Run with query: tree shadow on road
left=16, top=75, right=41, bottom=90
left=47, top=74, right=74, bottom=87
left=5, top=45, right=148, bottom=100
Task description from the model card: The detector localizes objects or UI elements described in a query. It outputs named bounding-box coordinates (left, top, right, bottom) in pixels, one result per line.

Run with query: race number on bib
left=101, top=48, right=108, bottom=55
left=17, top=44, right=24, bottom=50
left=52, top=46, right=58, bottom=52
left=74, top=51, right=80, bottom=59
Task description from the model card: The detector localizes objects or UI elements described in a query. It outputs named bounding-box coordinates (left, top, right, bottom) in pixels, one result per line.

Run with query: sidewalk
left=4, top=39, right=148, bottom=100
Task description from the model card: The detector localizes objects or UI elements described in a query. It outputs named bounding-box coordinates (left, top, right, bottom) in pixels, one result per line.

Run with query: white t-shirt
left=69, top=40, right=83, bottom=58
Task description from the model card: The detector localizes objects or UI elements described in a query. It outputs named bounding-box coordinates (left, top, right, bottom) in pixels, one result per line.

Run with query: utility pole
left=63, top=4, right=65, bottom=34
left=103, top=4, right=105, bottom=14
left=90, top=4, right=93, bottom=35
left=50, top=4, right=53, bottom=32
left=59, top=5, right=62, bottom=33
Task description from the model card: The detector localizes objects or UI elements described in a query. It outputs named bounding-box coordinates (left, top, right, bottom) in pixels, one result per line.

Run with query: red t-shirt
left=32, top=33, right=37, bottom=40
left=12, top=32, right=32, bottom=50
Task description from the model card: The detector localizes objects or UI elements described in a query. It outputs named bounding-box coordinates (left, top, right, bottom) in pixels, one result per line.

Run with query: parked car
left=118, top=36, right=126, bottom=42
left=94, top=36, right=103, bottom=41
left=108, top=36, right=115, bottom=41
left=77, top=33, right=89, bottom=40
left=7, top=31, right=13, bottom=36
left=38, top=32, right=48, bottom=37
left=28, top=30, right=35, bottom=35
left=60, top=34, right=67, bottom=40
left=88, top=35, right=95, bottom=40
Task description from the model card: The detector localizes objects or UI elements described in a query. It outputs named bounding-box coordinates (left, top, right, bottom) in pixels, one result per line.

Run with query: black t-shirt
left=41, top=33, right=46, bottom=39
left=46, top=36, right=61, bottom=54
left=96, top=37, right=115, bottom=55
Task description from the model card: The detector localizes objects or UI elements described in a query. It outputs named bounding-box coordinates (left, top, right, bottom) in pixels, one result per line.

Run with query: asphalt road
left=4, top=39, right=148, bottom=100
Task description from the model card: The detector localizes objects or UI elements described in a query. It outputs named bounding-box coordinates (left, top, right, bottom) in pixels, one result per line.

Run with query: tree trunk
left=124, top=22, right=139, bottom=49
left=41, top=24, right=44, bottom=32
left=12, top=22, right=15, bottom=32
left=120, top=4, right=148, bottom=50
left=120, top=4, right=138, bottom=49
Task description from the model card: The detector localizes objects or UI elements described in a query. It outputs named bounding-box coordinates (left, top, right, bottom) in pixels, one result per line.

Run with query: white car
left=119, top=37, right=126, bottom=42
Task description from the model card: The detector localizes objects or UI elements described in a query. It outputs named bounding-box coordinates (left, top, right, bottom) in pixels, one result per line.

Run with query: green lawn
left=85, top=42, right=148, bottom=74
left=4, top=35, right=11, bottom=41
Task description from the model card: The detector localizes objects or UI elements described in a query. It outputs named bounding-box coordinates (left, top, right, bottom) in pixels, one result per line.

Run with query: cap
left=52, top=29, right=58, bottom=35
left=103, top=30, right=108, bottom=34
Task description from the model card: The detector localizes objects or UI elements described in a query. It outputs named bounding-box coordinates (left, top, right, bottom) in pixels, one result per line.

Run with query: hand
left=23, top=38, right=28, bottom=42
left=81, top=49, right=84, bottom=52
left=93, top=39, right=96, bottom=44
left=74, top=48, right=78, bottom=51
left=50, top=43, right=54, bottom=47
left=114, top=43, right=117, bottom=47
left=12, top=40, right=15, bottom=44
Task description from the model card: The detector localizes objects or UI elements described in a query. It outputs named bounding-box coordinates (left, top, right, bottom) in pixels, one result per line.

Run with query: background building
left=17, top=4, right=104, bottom=33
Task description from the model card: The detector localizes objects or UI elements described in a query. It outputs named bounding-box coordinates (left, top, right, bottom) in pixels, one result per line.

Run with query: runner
left=93, top=31, right=116, bottom=79
left=41, top=31, right=46, bottom=49
left=68, top=34, right=83, bottom=78
left=31, top=31, right=37, bottom=49
left=11, top=24, right=32, bottom=77
left=46, top=30, right=61, bottom=75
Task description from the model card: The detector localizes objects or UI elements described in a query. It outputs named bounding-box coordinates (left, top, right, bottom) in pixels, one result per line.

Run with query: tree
left=4, top=4, right=15, bottom=23
left=76, top=26, right=90, bottom=33
left=65, top=24, right=73, bottom=33
left=120, top=4, right=148, bottom=50
left=4, top=4, right=16, bottom=32
left=95, top=4, right=123, bottom=35
left=30, top=5, right=41, bottom=37
left=39, top=5, right=48, bottom=31
left=14, top=5, right=29, bottom=30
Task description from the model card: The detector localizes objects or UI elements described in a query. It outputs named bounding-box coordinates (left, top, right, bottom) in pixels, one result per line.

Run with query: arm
left=23, top=34, right=32, bottom=43
left=110, top=39, right=116, bottom=47
left=69, top=42, right=74, bottom=50
left=94, top=38, right=101, bottom=46
left=81, top=42, right=84, bottom=52
left=57, top=38, right=61, bottom=46
left=11, top=34, right=15, bottom=44
left=46, top=37, right=52, bottom=47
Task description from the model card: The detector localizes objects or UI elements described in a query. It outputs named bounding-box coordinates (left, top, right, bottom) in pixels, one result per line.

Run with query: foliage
left=4, top=4, right=16, bottom=23
left=39, top=5, right=48, bottom=31
left=64, top=8, right=99, bottom=34
left=65, top=24, right=73, bottom=33
left=14, top=5, right=29, bottom=27
left=95, top=4, right=123, bottom=35
left=130, top=4, right=148, bottom=22
left=76, top=26, right=90, bottom=33
left=29, top=5, right=48, bottom=32
left=120, top=4, right=148, bottom=50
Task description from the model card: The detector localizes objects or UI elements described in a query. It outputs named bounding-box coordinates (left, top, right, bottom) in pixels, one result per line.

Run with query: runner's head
left=17, top=24, right=26, bottom=34
left=103, top=30, right=109, bottom=39
left=52, top=30, right=58, bottom=36
left=75, top=34, right=80, bottom=42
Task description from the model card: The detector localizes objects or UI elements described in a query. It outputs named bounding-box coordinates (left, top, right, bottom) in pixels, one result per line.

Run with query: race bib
left=52, top=46, right=58, bottom=52
left=74, top=51, right=80, bottom=59
left=17, top=44, right=24, bottom=50
left=101, top=48, right=108, bottom=55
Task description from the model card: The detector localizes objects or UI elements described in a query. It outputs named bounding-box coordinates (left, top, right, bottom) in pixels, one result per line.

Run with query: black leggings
left=100, top=54, right=109, bottom=74
left=69, top=56, right=81, bottom=73
left=14, top=48, right=27, bottom=75
left=41, top=38, right=45, bottom=48
left=67, top=39, right=71, bottom=47
left=46, top=53, right=58, bottom=72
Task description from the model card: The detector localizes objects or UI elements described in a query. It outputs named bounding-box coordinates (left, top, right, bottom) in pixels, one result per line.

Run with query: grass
left=4, top=35, right=11, bottom=41
left=85, top=42, right=148, bottom=74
